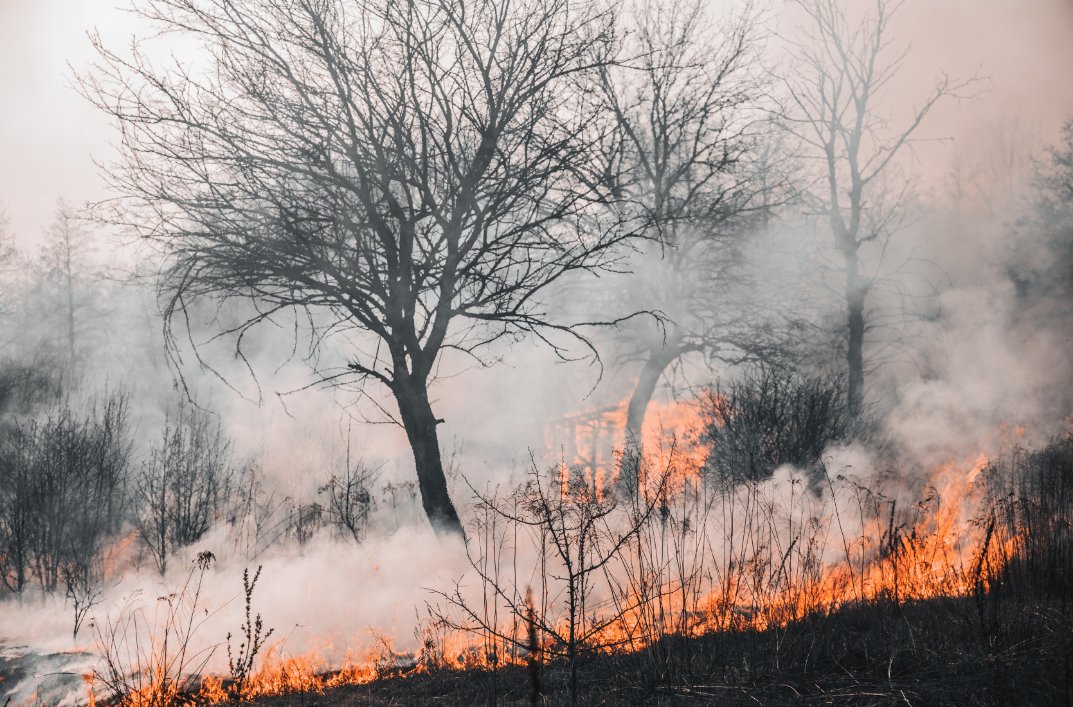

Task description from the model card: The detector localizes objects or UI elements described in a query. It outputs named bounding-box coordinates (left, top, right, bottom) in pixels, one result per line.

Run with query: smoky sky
left=1, top=0, right=1072, bottom=241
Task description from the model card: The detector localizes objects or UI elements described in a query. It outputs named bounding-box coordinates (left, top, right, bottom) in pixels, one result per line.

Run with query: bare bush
left=320, top=463, right=378, bottom=543
left=226, top=459, right=372, bottom=555
left=434, top=458, right=671, bottom=705
left=700, top=366, right=852, bottom=484
left=0, top=353, right=65, bottom=415
left=226, top=461, right=290, bottom=561
left=65, top=563, right=103, bottom=640
left=382, top=480, right=419, bottom=531
left=0, top=393, right=131, bottom=594
left=289, top=501, right=323, bottom=546
left=135, top=401, right=232, bottom=575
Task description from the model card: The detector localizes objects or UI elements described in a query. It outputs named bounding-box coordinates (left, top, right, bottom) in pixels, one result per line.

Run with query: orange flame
left=96, top=403, right=1036, bottom=706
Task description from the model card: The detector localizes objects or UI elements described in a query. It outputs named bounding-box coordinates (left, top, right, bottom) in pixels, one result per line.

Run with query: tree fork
left=621, top=347, right=676, bottom=495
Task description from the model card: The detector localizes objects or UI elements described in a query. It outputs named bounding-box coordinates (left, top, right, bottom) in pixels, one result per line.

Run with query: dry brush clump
left=699, top=365, right=856, bottom=484
left=220, top=457, right=388, bottom=561
left=0, top=392, right=131, bottom=599
left=135, top=401, right=234, bottom=576
left=319, top=462, right=378, bottom=544
left=982, top=433, right=1073, bottom=599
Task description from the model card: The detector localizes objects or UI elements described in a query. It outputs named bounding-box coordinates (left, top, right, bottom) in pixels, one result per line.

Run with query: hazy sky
left=0, top=0, right=138, bottom=246
left=1, top=0, right=1072, bottom=247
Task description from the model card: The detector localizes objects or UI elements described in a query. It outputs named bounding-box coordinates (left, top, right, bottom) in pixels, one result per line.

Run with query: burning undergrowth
left=1, top=319, right=1071, bottom=707
left=4, top=408, right=1063, bottom=707
left=0, top=0, right=1071, bottom=704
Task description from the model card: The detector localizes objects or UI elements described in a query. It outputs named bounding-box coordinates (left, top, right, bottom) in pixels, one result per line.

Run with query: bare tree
left=0, top=204, right=15, bottom=275
left=0, top=204, right=19, bottom=323
left=779, top=0, right=974, bottom=418
left=597, top=0, right=781, bottom=478
left=433, top=460, right=669, bottom=706
left=42, top=198, right=94, bottom=375
left=84, top=0, right=628, bottom=537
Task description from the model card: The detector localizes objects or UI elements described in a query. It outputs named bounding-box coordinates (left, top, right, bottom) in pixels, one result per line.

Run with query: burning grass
left=245, top=594, right=1071, bottom=706
left=80, top=426, right=1073, bottom=707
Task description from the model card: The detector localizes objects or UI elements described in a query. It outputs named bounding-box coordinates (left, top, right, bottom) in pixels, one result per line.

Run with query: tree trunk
left=65, top=253, right=76, bottom=372
left=393, top=376, right=465, bottom=538
left=844, top=250, right=866, bottom=419
left=621, top=347, right=676, bottom=494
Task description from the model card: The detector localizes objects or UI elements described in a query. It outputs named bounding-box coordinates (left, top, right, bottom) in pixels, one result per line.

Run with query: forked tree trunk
left=393, top=375, right=465, bottom=537
left=621, top=347, right=676, bottom=494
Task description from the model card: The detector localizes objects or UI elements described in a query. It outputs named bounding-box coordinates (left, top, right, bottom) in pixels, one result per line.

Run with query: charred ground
left=224, top=594, right=1073, bottom=706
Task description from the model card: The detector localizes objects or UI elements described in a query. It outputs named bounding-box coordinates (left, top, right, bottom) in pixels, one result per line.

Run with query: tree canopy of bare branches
left=597, top=0, right=782, bottom=478
left=779, top=0, right=975, bottom=418
left=41, top=198, right=96, bottom=376
left=83, top=0, right=629, bottom=536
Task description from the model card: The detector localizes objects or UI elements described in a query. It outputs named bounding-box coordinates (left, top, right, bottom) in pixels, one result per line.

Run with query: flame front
left=87, top=401, right=1033, bottom=706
